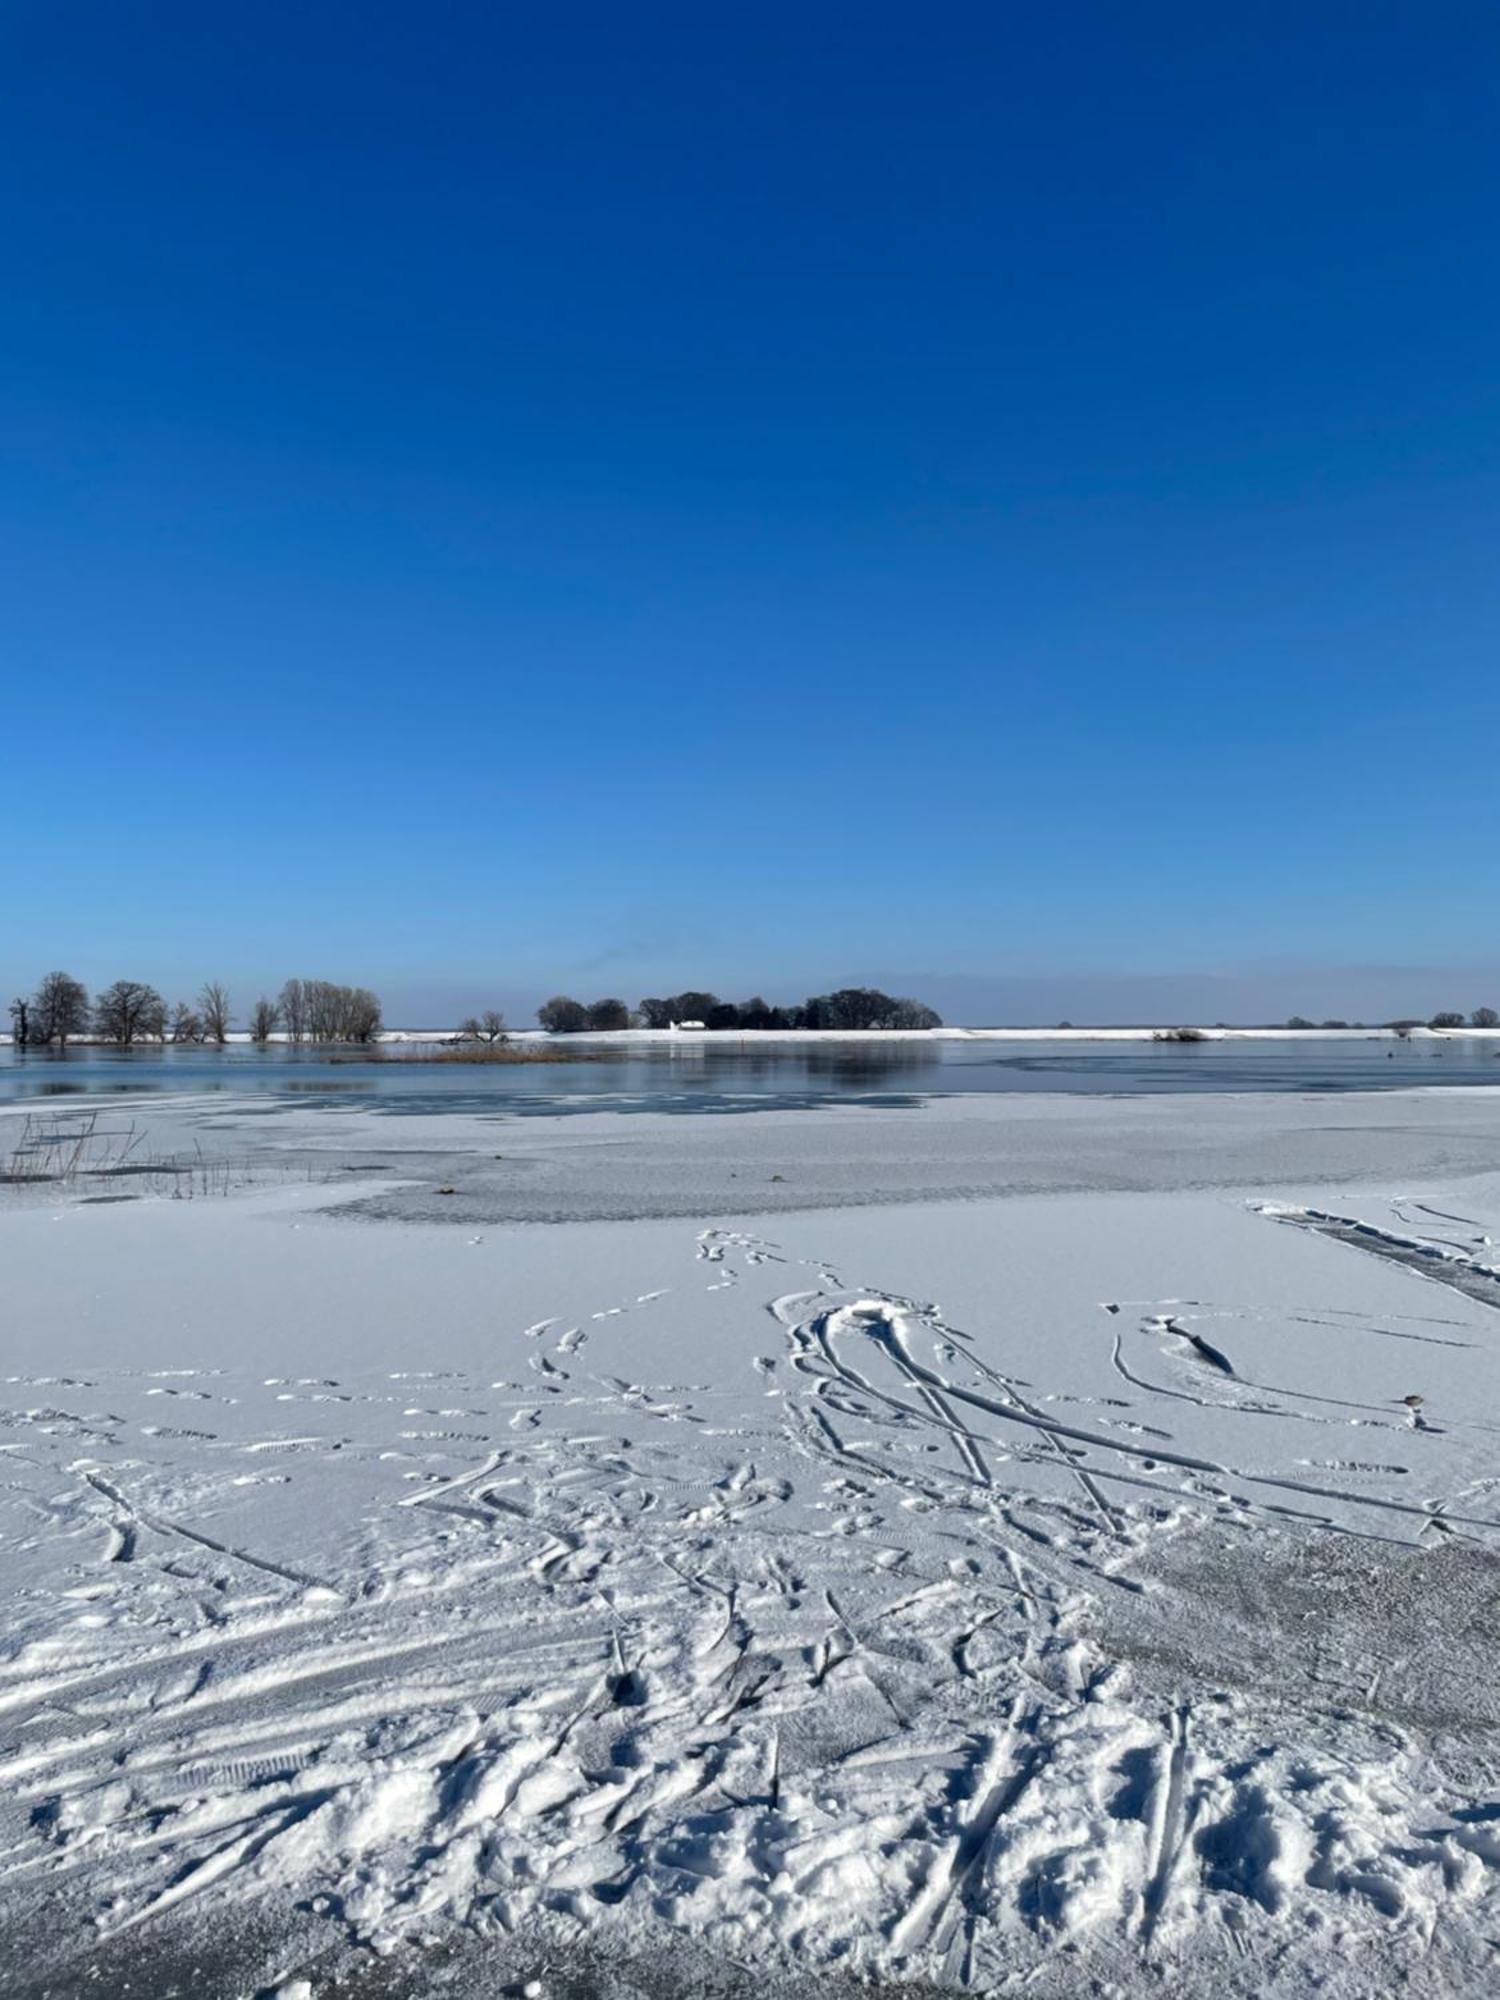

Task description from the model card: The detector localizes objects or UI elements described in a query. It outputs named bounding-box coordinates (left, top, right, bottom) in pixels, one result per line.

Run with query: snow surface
left=5, top=1092, right=1500, bottom=1996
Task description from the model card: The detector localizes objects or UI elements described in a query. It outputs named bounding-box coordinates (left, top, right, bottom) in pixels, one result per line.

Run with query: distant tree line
left=536, top=987, right=942, bottom=1033
left=1285, top=1010, right=1500, bottom=1031
left=7, top=973, right=382, bottom=1047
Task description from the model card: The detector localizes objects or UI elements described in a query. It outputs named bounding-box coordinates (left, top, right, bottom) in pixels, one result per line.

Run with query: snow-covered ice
left=4, top=1090, right=1500, bottom=1996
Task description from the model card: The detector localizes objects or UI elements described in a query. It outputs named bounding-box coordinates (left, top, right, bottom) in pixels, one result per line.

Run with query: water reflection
left=2, top=1036, right=1498, bottom=1109
left=631, top=1043, right=942, bottom=1090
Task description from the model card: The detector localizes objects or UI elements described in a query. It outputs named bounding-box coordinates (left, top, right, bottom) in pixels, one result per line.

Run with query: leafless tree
left=198, top=982, right=231, bottom=1044
left=30, top=971, right=90, bottom=1047
left=306, top=981, right=340, bottom=1042
left=93, top=981, right=167, bottom=1046
left=458, top=1011, right=507, bottom=1042
left=281, top=979, right=383, bottom=1044
left=249, top=995, right=281, bottom=1042
left=279, top=979, right=308, bottom=1043
left=170, top=1001, right=204, bottom=1043
left=341, top=987, right=382, bottom=1043
left=8, top=997, right=28, bottom=1047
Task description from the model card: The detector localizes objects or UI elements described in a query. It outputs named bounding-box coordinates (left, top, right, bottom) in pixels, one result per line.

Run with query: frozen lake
left=7, top=1084, right=1500, bottom=1998
left=4, top=1031, right=1499, bottom=1111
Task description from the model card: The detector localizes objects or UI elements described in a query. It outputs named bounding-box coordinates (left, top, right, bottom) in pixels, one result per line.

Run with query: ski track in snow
left=6, top=1198, right=1500, bottom=1990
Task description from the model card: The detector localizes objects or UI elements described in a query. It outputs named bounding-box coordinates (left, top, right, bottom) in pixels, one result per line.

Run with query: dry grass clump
left=332, top=1043, right=616, bottom=1066
left=0, top=1111, right=251, bottom=1198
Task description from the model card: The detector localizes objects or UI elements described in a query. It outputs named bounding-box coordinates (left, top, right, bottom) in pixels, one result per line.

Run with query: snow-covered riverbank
left=502, top=1024, right=1500, bottom=1045
left=8, top=1023, right=1500, bottom=1049
left=5, top=1090, right=1500, bottom=1997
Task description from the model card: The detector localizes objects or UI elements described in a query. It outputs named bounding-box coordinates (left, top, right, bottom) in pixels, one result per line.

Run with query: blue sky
left=3, top=2, right=1498, bottom=1023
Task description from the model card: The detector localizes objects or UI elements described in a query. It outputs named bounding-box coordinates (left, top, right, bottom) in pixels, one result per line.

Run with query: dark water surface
left=3, top=1036, right=1497, bottom=1114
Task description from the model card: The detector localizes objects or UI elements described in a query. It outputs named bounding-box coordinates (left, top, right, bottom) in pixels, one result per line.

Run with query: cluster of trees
left=800, top=989, right=942, bottom=1030
left=7, top=973, right=226, bottom=1049
left=536, top=987, right=943, bottom=1033
left=8, top=973, right=382, bottom=1047
left=537, top=995, right=633, bottom=1033
left=274, top=978, right=383, bottom=1043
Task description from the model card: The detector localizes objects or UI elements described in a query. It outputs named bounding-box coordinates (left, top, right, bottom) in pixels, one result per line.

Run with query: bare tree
left=8, top=997, right=28, bottom=1047
left=305, top=980, right=337, bottom=1042
left=342, top=987, right=382, bottom=1043
left=292, top=980, right=383, bottom=1042
left=279, top=978, right=309, bottom=1043
left=198, top=982, right=231, bottom=1044
left=458, top=1010, right=507, bottom=1043
left=249, top=995, right=281, bottom=1043
left=456, top=1008, right=508, bottom=1040
left=30, top=971, right=90, bottom=1047
left=93, top=981, right=167, bottom=1046
left=1472, top=1007, right=1499, bottom=1029
left=273, top=979, right=382, bottom=1044
left=307, top=981, right=349, bottom=1041
left=170, top=1001, right=204, bottom=1043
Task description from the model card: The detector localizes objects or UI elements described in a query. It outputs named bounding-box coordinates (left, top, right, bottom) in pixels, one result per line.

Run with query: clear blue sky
left=4, top=2, right=1498, bottom=1022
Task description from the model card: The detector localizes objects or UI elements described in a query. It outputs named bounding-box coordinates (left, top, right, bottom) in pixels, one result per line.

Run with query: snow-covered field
left=5, top=1091, right=1500, bottom=1997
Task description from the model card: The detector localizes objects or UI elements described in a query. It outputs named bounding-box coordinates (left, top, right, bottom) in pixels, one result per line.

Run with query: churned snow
left=4, top=1090, right=1500, bottom=1996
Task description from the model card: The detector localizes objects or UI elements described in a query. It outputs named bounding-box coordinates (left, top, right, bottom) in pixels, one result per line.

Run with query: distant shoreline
left=6, top=1024, right=1500, bottom=1049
